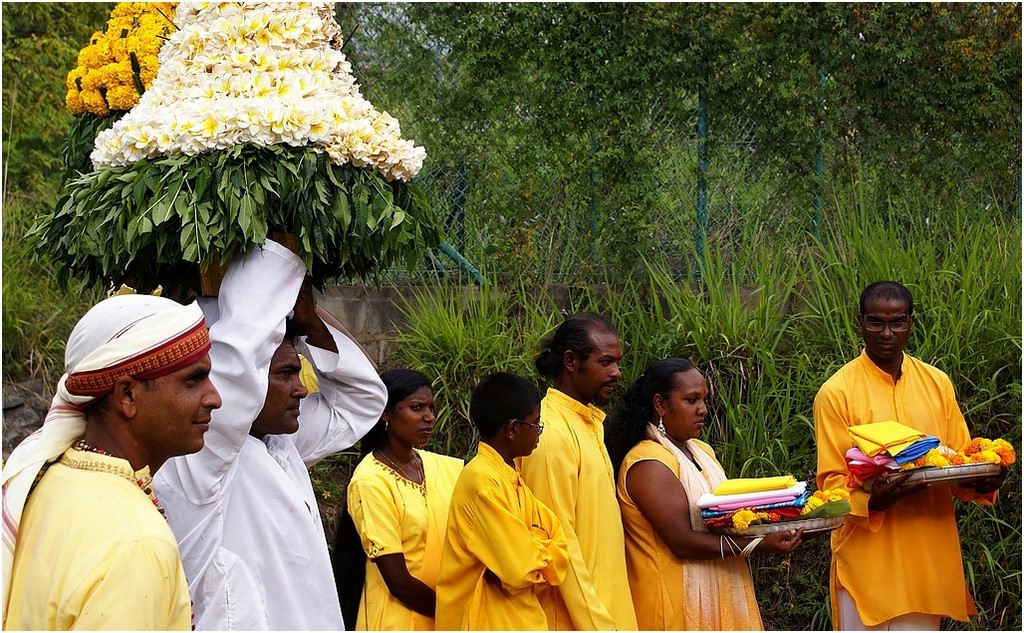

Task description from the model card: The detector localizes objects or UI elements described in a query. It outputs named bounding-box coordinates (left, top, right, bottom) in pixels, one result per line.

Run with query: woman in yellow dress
left=604, top=358, right=804, bottom=630
left=333, top=369, right=463, bottom=630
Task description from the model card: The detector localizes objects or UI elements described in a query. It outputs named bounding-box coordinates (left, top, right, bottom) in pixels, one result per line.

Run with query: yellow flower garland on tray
left=732, top=509, right=778, bottom=530
left=65, top=3, right=177, bottom=116
left=800, top=488, right=851, bottom=515
left=902, top=437, right=1016, bottom=470
left=728, top=488, right=850, bottom=529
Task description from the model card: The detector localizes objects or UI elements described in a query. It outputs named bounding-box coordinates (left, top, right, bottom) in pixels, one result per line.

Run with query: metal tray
left=903, top=461, right=1000, bottom=485
left=708, top=515, right=846, bottom=537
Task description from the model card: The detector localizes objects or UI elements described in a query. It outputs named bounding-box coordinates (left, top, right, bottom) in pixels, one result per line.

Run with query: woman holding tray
left=605, top=358, right=803, bottom=630
left=333, top=369, right=464, bottom=630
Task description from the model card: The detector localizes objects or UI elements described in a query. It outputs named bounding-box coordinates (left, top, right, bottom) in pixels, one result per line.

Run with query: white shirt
left=154, top=241, right=385, bottom=630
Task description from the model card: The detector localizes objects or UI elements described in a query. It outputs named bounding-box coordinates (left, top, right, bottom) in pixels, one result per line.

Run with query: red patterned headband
left=64, top=320, right=211, bottom=397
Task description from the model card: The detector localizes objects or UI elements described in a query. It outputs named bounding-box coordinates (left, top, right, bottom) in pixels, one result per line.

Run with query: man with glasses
left=813, top=281, right=1006, bottom=630
left=436, top=372, right=568, bottom=630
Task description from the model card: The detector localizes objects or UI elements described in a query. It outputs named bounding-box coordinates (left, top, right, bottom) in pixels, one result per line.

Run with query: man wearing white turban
left=154, top=239, right=386, bottom=630
left=2, top=294, right=221, bottom=630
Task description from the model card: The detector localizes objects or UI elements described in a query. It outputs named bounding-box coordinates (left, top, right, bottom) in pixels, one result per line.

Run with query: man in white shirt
left=154, top=239, right=386, bottom=630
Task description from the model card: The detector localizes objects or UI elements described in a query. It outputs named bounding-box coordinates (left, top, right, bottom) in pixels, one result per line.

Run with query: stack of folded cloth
left=845, top=420, right=940, bottom=486
left=698, top=476, right=812, bottom=529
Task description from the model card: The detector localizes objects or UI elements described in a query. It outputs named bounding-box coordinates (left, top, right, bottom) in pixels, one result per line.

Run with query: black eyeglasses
left=511, top=419, right=544, bottom=434
left=862, top=318, right=912, bottom=333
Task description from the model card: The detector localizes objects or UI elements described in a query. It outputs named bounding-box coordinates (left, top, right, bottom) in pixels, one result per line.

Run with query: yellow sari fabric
left=712, top=475, right=797, bottom=496
left=618, top=438, right=763, bottom=631
left=347, top=450, right=463, bottom=630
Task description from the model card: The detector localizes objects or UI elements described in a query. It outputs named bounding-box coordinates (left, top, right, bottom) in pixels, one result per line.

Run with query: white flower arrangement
left=36, top=1, right=440, bottom=294
left=91, top=1, right=425, bottom=182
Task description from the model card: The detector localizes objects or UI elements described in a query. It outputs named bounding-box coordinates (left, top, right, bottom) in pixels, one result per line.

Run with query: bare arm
left=374, top=553, right=436, bottom=617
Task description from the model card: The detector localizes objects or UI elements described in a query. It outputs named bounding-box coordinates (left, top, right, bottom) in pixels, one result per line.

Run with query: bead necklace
left=376, top=448, right=425, bottom=484
left=73, top=440, right=167, bottom=518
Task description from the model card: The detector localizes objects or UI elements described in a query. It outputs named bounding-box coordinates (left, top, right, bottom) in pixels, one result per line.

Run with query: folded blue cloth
left=700, top=490, right=813, bottom=519
left=892, top=435, right=941, bottom=465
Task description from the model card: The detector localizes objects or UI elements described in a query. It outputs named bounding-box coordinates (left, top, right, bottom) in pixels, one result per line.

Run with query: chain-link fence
left=335, top=4, right=1021, bottom=285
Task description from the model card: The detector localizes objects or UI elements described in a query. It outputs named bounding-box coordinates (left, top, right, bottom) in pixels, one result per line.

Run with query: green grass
left=2, top=193, right=103, bottom=384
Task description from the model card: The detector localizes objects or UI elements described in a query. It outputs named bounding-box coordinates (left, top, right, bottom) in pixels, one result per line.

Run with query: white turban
left=2, top=294, right=209, bottom=612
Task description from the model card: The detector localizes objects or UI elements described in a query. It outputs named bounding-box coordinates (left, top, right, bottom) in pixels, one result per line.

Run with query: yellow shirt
left=519, top=388, right=638, bottom=630
left=4, top=448, right=192, bottom=630
left=814, top=351, right=990, bottom=627
left=436, top=443, right=569, bottom=631
left=347, top=449, right=463, bottom=630
left=618, top=440, right=762, bottom=631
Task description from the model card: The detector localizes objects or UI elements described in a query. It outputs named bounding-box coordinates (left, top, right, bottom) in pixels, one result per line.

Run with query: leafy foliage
left=1, top=3, right=115, bottom=197
left=31, top=143, right=441, bottom=294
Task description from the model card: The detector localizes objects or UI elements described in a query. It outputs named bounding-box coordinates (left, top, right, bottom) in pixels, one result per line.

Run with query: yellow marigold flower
left=824, top=488, right=850, bottom=501
left=991, top=439, right=1016, bottom=467
left=969, top=449, right=1001, bottom=465
left=732, top=509, right=757, bottom=530
left=66, top=2, right=177, bottom=115
left=106, top=84, right=139, bottom=111
left=80, top=89, right=110, bottom=117
left=921, top=449, right=950, bottom=468
left=66, top=90, right=86, bottom=115
left=801, top=497, right=823, bottom=515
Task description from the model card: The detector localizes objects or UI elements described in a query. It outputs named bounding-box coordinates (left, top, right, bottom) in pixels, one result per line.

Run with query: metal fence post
left=454, top=162, right=467, bottom=253
left=813, top=39, right=828, bottom=237
left=696, top=76, right=709, bottom=280
left=589, top=130, right=599, bottom=269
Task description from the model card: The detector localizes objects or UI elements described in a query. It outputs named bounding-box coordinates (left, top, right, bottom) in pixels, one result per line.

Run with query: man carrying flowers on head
left=813, top=281, right=1008, bottom=631
left=154, top=239, right=386, bottom=630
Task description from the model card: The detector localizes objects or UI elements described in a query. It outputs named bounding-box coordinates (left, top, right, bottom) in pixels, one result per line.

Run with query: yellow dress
left=519, top=388, right=638, bottom=630
left=814, top=351, right=993, bottom=627
left=436, top=443, right=569, bottom=630
left=618, top=439, right=763, bottom=630
left=4, top=448, right=192, bottom=630
left=347, top=449, right=463, bottom=630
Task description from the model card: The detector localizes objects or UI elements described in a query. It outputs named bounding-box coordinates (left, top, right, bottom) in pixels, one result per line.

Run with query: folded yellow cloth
left=848, top=420, right=924, bottom=457
left=712, top=475, right=798, bottom=496
left=298, top=354, right=320, bottom=394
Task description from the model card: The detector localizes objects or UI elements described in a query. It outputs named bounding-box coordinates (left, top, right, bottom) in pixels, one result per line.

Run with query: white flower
left=93, top=1, right=425, bottom=181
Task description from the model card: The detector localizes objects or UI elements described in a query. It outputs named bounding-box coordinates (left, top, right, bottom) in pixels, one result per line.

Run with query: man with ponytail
left=519, top=312, right=638, bottom=630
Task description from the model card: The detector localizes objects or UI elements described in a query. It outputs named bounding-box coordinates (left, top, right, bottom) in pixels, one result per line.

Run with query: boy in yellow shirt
left=435, top=372, right=569, bottom=630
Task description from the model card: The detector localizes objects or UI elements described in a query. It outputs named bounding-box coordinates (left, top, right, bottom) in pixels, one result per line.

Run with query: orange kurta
left=617, top=440, right=762, bottom=630
left=814, top=351, right=994, bottom=627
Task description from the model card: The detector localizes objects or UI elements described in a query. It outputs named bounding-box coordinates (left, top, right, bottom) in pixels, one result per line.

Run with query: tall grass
left=390, top=195, right=1020, bottom=631
left=2, top=194, right=102, bottom=384
left=389, top=279, right=561, bottom=459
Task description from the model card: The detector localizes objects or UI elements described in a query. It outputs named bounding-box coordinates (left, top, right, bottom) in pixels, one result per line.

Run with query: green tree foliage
left=336, top=3, right=1019, bottom=283
left=2, top=3, right=115, bottom=198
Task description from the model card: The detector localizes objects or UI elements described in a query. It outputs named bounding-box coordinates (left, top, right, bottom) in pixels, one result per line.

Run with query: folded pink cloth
left=845, top=446, right=896, bottom=466
left=710, top=494, right=797, bottom=511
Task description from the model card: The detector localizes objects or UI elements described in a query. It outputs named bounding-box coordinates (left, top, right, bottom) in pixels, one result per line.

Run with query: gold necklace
left=376, top=448, right=424, bottom=483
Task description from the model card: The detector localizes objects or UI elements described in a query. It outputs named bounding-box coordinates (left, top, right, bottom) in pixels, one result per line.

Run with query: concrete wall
left=316, top=284, right=411, bottom=366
